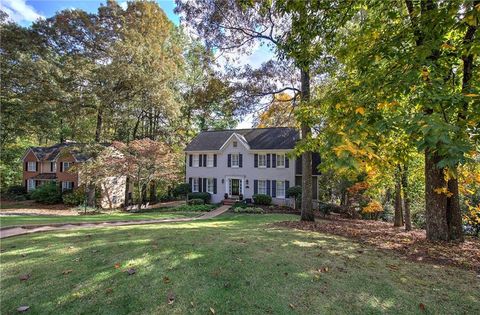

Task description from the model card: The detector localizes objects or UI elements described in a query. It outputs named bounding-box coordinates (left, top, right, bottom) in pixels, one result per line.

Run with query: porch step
left=223, top=199, right=237, bottom=205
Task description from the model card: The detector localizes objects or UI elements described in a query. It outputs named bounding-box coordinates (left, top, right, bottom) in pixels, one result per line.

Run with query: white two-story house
left=185, top=127, right=321, bottom=205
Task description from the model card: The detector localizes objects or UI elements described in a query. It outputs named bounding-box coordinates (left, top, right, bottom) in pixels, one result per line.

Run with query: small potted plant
left=239, top=194, right=244, bottom=201
left=224, top=193, right=229, bottom=199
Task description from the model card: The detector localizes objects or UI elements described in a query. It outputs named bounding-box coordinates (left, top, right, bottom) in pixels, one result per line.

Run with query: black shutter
left=189, top=155, right=192, bottom=167
left=60, top=162, right=63, bottom=172
left=72, top=182, right=75, bottom=189
left=227, top=154, right=231, bottom=167
left=213, top=178, right=217, bottom=194
left=272, top=154, right=277, bottom=168
left=35, top=162, right=38, bottom=172
left=25, top=180, right=27, bottom=189
left=254, top=180, right=258, bottom=195
left=213, top=154, right=217, bottom=167
left=189, top=177, right=193, bottom=190
left=239, top=154, right=243, bottom=168
left=266, top=180, right=271, bottom=196
left=199, top=154, right=202, bottom=167
left=266, top=154, right=271, bottom=168
left=198, top=177, right=203, bottom=192
left=272, top=180, right=276, bottom=197
left=50, top=162, right=54, bottom=172
left=285, top=180, right=290, bottom=193
left=203, top=178, right=207, bottom=192
left=254, top=154, right=258, bottom=168
left=285, top=157, right=289, bottom=168
left=203, top=155, right=207, bottom=167
left=24, top=162, right=27, bottom=171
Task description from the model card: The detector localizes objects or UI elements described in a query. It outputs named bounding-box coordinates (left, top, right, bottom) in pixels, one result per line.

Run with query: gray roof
left=27, top=142, right=91, bottom=162
left=185, top=127, right=299, bottom=151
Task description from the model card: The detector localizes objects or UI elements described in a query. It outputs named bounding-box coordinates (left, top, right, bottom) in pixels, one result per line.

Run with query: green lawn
left=1, top=214, right=479, bottom=314
left=0, top=212, right=200, bottom=228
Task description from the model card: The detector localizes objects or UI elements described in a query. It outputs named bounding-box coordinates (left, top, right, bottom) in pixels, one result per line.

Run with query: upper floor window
left=207, top=178, right=214, bottom=193
left=62, top=162, right=71, bottom=172
left=192, top=178, right=199, bottom=192
left=258, top=180, right=267, bottom=195
left=193, top=155, right=199, bottom=167
left=231, top=154, right=239, bottom=167
left=276, top=180, right=285, bottom=198
left=207, top=154, right=214, bottom=167
left=51, top=162, right=57, bottom=172
left=233, top=141, right=238, bottom=147
left=276, top=154, right=285, bottom=168
left=27, top=161, right=36, bottom=172
left=258, top=154, right=266, bottom=168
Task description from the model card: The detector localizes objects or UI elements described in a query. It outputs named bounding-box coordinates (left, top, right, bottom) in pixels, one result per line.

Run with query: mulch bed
left=273, top=216, right=480, bottom=272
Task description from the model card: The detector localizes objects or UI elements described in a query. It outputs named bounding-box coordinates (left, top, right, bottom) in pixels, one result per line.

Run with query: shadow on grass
left=1, top=214, right=479, bottom=314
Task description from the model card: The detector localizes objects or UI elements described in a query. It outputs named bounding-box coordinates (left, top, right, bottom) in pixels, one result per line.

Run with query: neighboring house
left=22, top=141, right=129, bottom=208
left=185, top=127, right=321, bottom=205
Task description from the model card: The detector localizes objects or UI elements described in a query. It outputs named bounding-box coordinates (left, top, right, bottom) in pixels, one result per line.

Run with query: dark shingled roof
left=27, top=142, right=92, bottom=162
left=185, top=128, right=299, bottom=151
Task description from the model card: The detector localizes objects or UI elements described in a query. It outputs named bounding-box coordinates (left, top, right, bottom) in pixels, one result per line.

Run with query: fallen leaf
left=19, top=274, right=30, bottom=281
left=62, top=270, right=73, bottom=275
left=289, top=303, right=296, bottom=309
left=114, top=263, right=121, bottom=269
left=190, top=301, right=194, bottom=307
left=167, top=292, right=175, bottom=305
left=106, top=288, right=113, bottom=294
left=163, top=276, right=170, bottom=284
left=210, top=307, right=215, bottom=314
left=126, top=268, right=136, bottom=275
left=17, top=305, right=29, bottom=312
left=387, top=264, right=399, bottom=270
left=419, top=303, right=426, bottom=311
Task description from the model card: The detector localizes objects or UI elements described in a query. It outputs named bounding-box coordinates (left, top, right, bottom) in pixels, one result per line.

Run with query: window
left=62, top=162, right=71, bottom=171
left=112, top=196, right=118, bottom=204
left=62, top=181, right=74, bottom=192
left=231, top=154, right=239, bottom=167
left=207, top=178, right=214, bottom=193
left=27, top=179, right=35, bottom=191
left=27, top=161, right=36, bottom=172
left=258, top=154, right=266, bottom=168
left=233, top=141, right=237, bottom=147
left=258, top=180, right=267, bottom=195
left=276, top=154, right=285, bottom=168
left=192, top=178, right=199, bottom=192
left=276, top=180, right=285, bottom=198
left=207, top=154, right=214, bottom=167
left=51, top=162, right=57, bottom=172
left=193, top=155, right=199, bottom=167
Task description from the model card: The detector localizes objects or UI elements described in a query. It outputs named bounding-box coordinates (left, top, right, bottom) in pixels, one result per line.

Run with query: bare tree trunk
left=87, top=183, right=96, bottom=208
left=124, top=176, right=130, bottom=210
left=447, top=177, right=463, bottom=241
left=95, top=108, right=103, bottom=143
left=300, top=68, right=314, bottom=222
left=402, top=164, right=412, bottom=231
left=149, top=181, right=157, bottom=203
left=425, top=149, right=449, bottom=240
left=394, top=166, right=403, bottom=227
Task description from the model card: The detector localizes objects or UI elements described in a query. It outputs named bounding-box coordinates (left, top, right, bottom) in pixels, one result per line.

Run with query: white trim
left=192, top=178, right=199, bottom=192
left=21, top=148, right=39, bottom=162
left=231, top=153, right=240, bottom=168
left=219, top=133, right=250, bottom=151
left=225, top=176, right=244, bottom=197
left=276, top=180, right=286, bottom=199
left=258, top=154, right=267, bottom=168
left=27, top=161, right=37, bottom=172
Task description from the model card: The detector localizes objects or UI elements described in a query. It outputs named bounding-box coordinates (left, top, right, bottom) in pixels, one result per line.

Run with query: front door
left=231, top=179, right=240, bottom=196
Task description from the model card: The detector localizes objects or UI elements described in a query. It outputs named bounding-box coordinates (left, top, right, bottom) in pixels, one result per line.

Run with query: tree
left=254, top=93, right=297, bottom=128
left=112, top=139, right=180, bottom=211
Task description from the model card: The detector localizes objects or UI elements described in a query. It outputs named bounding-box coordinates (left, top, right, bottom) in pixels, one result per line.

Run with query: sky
left=1, top=0, right=274, bottom=128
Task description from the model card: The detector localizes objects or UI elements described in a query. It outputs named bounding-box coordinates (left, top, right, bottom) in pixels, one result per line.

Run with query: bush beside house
left=252, top=194, right=272, bottom=205
left=187, top=192, right=211, bottom=204
left=29, top=182, right=62, bottom=204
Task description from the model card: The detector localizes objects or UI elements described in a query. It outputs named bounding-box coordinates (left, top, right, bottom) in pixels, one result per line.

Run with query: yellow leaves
left=464, top=93, right=479, bottom=97
left=377, top=100, right=399, bottom=110
left=433, top=187, right=453, bottom=197
left=335, top=103, right=342, bottom=110
left=421, top=67, right=429, bottom=81
left=441, top=43, right=455, bottom=50
left=362, top=200, right=383, bottom=214
left=355, top=107, right=365, bottom=115
left=465, top=13, right=478, bottom=27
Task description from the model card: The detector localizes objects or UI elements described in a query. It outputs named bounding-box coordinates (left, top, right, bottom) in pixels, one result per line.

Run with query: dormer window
left=233, top=141, right=237, bottom=147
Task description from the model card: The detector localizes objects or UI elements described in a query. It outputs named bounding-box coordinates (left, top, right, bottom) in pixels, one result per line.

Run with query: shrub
left=62, top=187, right=86, bottom=206
left=158, top=194, right=175, bottom=202
left=173, top=183, right=191, bottom=198
left=30, top=182, right=62, bottom=204
left=5, top=185, right=27, bottom=198
left=252, top=194, right=272, bottom=205
left=412, top=211, right=426, bottom=229
left=187, top=192, right=211, bottom=203
left=231, top=202, right=249, bottom=209
left=233, top=207, right=264, bottom=214
left=187, top=198, right=204, bottom=205
left=286, top=186, right=302, bottom=198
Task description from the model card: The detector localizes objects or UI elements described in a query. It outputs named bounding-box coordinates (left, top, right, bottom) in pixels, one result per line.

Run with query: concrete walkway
left=0, top=205, right=230, bottom=239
